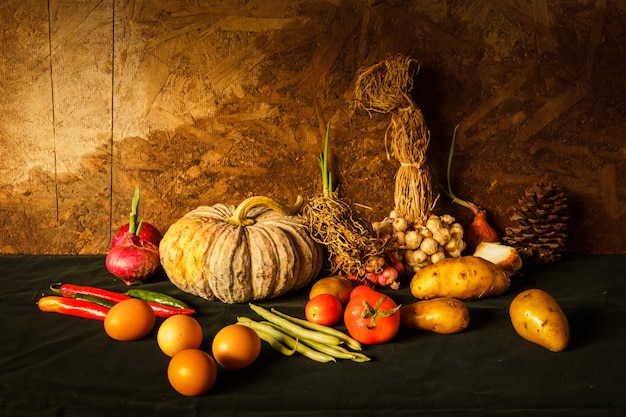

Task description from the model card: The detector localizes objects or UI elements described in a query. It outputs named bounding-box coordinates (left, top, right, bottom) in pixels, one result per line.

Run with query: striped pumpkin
left=160, top=195, right=324, bottom=304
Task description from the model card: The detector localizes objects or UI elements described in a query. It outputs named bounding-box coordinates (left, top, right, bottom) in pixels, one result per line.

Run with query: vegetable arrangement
left=32, top=54, right=575, bottom=400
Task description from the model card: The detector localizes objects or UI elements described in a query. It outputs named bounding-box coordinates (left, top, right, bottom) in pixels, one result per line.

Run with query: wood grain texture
left=0, top=0, right=624, bottom=255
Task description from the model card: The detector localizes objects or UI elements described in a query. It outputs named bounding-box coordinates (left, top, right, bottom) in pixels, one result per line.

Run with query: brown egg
left=104, top=298, right=155, bottom=341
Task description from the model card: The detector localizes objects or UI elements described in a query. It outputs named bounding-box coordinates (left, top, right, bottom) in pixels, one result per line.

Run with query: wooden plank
left=49, top=0, right=113, bottom=253
left=0, top=0, right=57, bottom=254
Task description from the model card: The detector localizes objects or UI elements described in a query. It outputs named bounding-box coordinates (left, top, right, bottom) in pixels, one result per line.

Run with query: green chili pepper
left=74, top=293, right=116, bottom=309
left=126, top=289, right=190, bottom=310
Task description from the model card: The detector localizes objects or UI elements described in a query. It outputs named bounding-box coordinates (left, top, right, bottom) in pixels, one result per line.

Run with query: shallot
left=445, top=124, right=499, bottom=252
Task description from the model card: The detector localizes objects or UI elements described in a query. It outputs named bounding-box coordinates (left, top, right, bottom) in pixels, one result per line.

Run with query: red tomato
left=349, top=285, right=375, bottom=300
left=344, top=289, right=400, bottom=345
left=305, top=294, right=343, bottom=326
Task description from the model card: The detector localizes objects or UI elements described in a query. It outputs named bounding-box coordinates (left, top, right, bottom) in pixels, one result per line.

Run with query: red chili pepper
left=50, top=283, right=195, bottom=317
left=38, top=296, right=109, bottom=320
left=51, top=283, right=131, bottom=304
left=147, top=302, right=196, bottom=318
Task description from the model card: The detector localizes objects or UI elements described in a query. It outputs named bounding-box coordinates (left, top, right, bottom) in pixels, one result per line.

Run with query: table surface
left=1, top=254, right=625, bottom=417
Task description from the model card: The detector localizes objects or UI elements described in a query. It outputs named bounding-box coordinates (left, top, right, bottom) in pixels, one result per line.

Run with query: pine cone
left=503, top=183, right=568, bottom=264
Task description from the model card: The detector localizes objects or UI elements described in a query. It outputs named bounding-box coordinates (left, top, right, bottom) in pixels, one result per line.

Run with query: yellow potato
left=400, top=297, right=470, bottom=334
left=509, top=289, right=569, bottom=352
left=308, top=275, right=353, bottom=305
left=410, top=256, right=510, bottom=300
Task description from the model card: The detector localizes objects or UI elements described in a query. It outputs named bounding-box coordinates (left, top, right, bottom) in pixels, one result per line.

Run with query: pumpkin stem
left=226, top=195, right=305, bottom=226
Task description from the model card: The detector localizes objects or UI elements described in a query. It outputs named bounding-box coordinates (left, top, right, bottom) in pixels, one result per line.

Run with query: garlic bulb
left=383, top=211, right=466, bottom=274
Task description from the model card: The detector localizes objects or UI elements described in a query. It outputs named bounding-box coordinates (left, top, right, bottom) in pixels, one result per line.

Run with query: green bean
left=265, top=322, right=371, bottom=362
left=249, top=304, right=342, bottom=346
left=235, top=323, right=296, bottom=356
left=238, top=317, right=336, bottom=363
left=126, top=289, right=190, bottom=309
left=330, top=345, right=372, bottom=363
left=270, top=307, right=362, bottom=351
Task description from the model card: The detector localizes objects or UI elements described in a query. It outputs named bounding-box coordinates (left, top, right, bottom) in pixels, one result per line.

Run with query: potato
left=509, top=289, right=569, bottom=352
left=410, top=256, right=510, bottom=300
left=400, top=297, right=470, bottom=334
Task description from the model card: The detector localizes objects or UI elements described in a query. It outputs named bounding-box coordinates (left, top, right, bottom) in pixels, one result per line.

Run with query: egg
left=212, top=324, right=261, bottom=369
left=104, top=298, right=155, bottom=341
left=157, top=315, right=203, bottom=357
left=167, top=349, right=217, bottom=396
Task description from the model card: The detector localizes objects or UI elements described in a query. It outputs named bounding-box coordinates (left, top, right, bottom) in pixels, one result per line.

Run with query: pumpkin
left=160, top=195, right=324, bottom=304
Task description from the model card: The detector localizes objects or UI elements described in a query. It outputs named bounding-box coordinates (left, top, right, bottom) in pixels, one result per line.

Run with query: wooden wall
left=1, top=0, right=624, bottom=255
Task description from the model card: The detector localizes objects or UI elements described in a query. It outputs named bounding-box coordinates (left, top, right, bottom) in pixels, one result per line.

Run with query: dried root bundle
left=387, top=107, right=433, bottom=224
left=353, top=54, right=419, bottom=114
left=302, top=123, right=389, bottom=278
left=354, top=54, right=434, bottom=225
left=302, top=195, right=388, bottom=276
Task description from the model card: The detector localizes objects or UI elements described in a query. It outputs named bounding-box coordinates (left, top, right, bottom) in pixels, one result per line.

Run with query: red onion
left=112, top=222, right=162, bottom=247
left=106, top=232, right=160, bottom=285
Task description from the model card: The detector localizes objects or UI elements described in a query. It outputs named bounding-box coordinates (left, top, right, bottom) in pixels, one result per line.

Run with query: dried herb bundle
left=354, top=54, right=418, bottom=114
left=301, top=123, right=388, bottom=276
left=354, top=54, right=434, bottom=225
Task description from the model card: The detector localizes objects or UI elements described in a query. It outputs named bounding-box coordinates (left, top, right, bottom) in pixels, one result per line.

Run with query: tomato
left=167, top=349, right=217, bottom=396
left=349, top=285, right=375, bottom=300
left=309, top=275, right=353, bottom=305
left=344, top=289, right=400, bottom=345
left=305, top=294, right=343, bottom=326
left=212, top=324, right=261, bottom=369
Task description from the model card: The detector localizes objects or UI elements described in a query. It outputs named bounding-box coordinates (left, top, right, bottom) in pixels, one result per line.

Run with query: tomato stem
left=360, top=296, right=401, bottom=329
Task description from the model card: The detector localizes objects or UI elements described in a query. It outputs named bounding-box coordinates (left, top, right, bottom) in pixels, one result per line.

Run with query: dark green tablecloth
left=1, top=254, right=625, bottom=417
